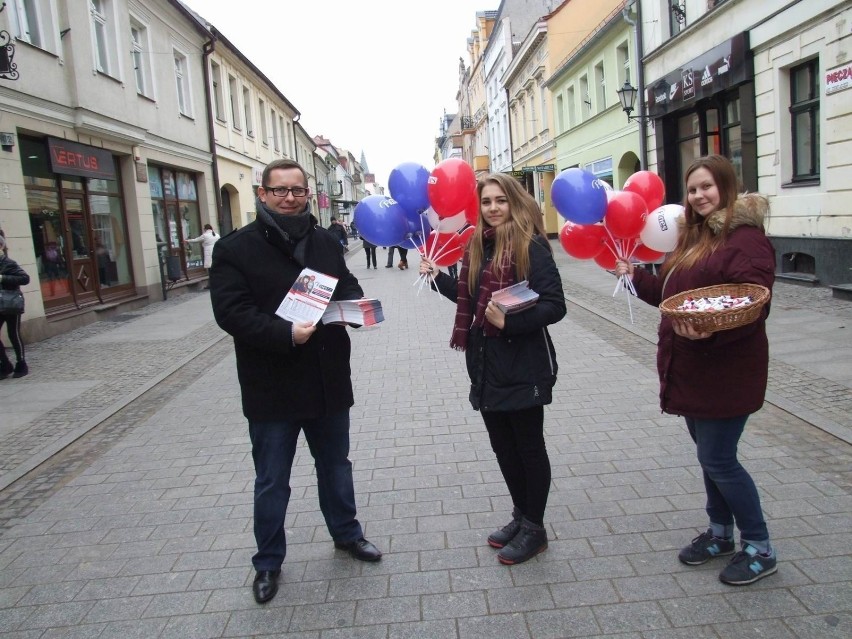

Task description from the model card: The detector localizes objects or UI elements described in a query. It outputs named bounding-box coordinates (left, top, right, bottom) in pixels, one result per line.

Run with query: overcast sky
left=182, top=0, right=498, bottom=189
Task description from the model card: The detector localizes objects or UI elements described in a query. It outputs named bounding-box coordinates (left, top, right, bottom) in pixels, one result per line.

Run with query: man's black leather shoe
left=252, top=569, right=280, bottom=604
left=334, top=538, right=382, bottom=562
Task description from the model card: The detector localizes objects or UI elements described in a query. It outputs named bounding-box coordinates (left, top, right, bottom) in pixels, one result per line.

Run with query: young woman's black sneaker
left=487, top=508, right=522, bottom=549
left=497, top=519, right=547, bottom=565
left=678, top=529, right=735, bottom=565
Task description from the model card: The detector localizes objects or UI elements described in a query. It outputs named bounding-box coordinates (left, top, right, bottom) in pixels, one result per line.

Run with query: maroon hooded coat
left=631, top=194, right=775, bottom=419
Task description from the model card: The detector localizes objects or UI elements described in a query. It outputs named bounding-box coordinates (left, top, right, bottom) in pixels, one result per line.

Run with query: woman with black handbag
left=0, top=234, right=30, bottom=379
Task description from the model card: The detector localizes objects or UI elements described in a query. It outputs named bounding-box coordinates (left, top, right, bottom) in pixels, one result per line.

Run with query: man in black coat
left=210, top=159, right=381, bottom=606
left=327, top=216, right=348, bottom=251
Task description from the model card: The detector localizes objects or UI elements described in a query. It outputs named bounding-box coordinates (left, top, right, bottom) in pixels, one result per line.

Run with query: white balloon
left=435, top=212, right=467, bottom=233
left=640, top=204, right=684, bottom=253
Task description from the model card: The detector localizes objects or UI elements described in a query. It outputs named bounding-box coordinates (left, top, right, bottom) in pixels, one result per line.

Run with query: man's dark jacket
left=209, top=208, right=363, bottom=421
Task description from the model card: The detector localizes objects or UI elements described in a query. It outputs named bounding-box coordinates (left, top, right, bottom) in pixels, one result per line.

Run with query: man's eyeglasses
left=264, top=186, right=309, bottom=198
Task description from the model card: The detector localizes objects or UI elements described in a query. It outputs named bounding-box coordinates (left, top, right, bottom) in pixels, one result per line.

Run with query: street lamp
left=616, top=80, right=649, bottom=122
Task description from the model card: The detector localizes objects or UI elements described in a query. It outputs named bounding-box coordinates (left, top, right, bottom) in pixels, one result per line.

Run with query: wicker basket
left=659, top=283, right=771, bottom=333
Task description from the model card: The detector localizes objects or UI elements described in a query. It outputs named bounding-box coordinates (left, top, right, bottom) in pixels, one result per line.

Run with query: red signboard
left=47, top=137, right=116, bottom=180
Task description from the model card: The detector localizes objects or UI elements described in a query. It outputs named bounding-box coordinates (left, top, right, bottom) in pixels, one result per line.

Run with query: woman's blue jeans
left=249, top=410, right=363, bottom=571
left=685, top=415, right=769, bottom=543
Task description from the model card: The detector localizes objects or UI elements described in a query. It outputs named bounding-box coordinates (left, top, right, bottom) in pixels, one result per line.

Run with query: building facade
left=1, top=0, right=215, bottom=341
left=640, top=0, right=851, bottom=285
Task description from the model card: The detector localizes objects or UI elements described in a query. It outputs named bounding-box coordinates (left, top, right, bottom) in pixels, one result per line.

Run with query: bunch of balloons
left=552, top=168, right=682, bottom=269
left=354, top=158, right=479, bottom=273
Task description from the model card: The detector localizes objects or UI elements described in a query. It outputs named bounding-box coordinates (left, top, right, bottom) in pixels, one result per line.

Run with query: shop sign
left=252, top=167, right=264, bottom=186
left=536, top=164, right=555, bottom=172
left=47, top=137, right=115, bottom=180
left=646, top=32, right=750, bottom=117
left=825, top=63, right=852, bottom=95
left=506, top=170, right=526, bottom=178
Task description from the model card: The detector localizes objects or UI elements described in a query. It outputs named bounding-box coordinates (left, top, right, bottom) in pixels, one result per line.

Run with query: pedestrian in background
left=420, top=172, right=566, bottom=565
left=328, top=217, right=349, bottom=253
left=210, top=159, right=382, bottom=606
left=0, top=234, right=30, bottom=379
left=397, top=245, right=409, bottom=270
left=385, top=245, right=396, bottom=268
left=615, top=154, right=777, bottom=586
left=362, top=237, right=377, bottom=269
left=185, top=223, right=219, bottom=288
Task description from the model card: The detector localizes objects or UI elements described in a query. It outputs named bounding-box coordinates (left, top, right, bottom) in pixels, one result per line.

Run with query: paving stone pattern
left=0, top=246, right=849, bottom=638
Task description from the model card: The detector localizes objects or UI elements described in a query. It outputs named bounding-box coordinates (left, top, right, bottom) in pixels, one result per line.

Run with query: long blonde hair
left=661, top=154, right=741, bottom=277
left=466, top=173, right=549, bottom=289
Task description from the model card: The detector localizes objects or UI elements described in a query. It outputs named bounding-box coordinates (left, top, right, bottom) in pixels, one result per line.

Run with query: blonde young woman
left=615, top=155, right=777, bottom=585
left=420, top=173, right=566, bottom=565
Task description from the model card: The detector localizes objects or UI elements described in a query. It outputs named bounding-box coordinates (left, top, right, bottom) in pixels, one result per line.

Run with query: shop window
left=148, top=165, right=203, bottom=275
left=130, top=17, right=153, bottom=98
left=90, top=0, right=118, bottom=77
left=20, top=137, right=133, bottom=308
left=790, top=59, right=820, bottom=182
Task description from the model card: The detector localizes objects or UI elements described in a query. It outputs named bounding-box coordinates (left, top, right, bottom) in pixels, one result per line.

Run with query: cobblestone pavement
left=0, top=244, right=849, bottom=638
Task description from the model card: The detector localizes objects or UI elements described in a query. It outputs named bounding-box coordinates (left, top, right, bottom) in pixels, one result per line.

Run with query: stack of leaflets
left=491, top=280, right=539, bottom=314
left=275, top=268, right=338, bottom=326
left=322, top=299, right=384, bottom=326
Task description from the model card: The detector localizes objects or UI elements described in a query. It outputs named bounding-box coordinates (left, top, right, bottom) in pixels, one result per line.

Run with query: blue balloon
left=551, top=168, right=608, bottom=224
left=353, top=195, right=409, bottom=248
left=388, top=162, right=431, bottom=215
left=398, top=211, right=430, bottom=249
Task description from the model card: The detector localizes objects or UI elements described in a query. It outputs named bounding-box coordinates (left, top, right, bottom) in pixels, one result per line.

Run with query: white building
left=639, top=0, right=851, bottom=285
left=1, top=0, right=216, bottom=341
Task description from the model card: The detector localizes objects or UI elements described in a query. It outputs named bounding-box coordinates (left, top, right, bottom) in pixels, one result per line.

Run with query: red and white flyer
left=275, top=268, right=338, bottom=326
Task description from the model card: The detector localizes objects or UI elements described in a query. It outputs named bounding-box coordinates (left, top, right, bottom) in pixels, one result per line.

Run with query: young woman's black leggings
left=0, top=313, right=25, bottom=363
left=481, top=406, right=551, bottom=525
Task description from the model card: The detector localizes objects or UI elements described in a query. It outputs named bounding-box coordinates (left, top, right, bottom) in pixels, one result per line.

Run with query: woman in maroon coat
left=616, top=155, right=777, bottom=586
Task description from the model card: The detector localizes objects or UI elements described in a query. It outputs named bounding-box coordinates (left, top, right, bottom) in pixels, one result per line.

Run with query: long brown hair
left=466, top=173, right=549, bottom=290
left=661, top=154, right=740, bottom=276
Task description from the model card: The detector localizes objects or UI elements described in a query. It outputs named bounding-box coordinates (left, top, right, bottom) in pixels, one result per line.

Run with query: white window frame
left=90, top=0, right=119, bottom=78
left=259, top=98, right=268, bottom=146
left=271, top=113, right=280, bottom=151
left=243, top=86, right=254, bottom=137
left=129, top=15, right=154, bottom=98
left=173, top=47, right=192, bottom=117
left=594, top=61, right=606, bottom=112
left=210, top=61, right=225, bottom=121
left=228, top=75, right=240, bottom=130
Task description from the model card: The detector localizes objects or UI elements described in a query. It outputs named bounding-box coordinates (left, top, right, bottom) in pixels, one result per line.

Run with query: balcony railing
left=461, top=116, right=475, bottom=130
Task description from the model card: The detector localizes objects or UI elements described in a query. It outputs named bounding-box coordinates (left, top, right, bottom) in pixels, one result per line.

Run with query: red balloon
left=593, top=236, right=618, bottom=269
left=459, top=225, right=475, bottom=246
left=623, top=170, right=665, bottom=211
left=594, top=250, right=618, bottom=270
left=604, top=190, right=647, bottom=239
left=559, top=222, right=607, bottom=260
left=428, top=159, right=477, bottom=218
left=632, top=243, right=665, bottom=263
left=463, top=192, right=479, bottom=226
left=425, top=231, right=464, bottom=266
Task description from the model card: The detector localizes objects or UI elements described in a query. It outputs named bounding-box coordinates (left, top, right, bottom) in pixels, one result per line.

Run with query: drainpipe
left=623, top=0, right=647, bottom=170
left=202, top=36, right=224, bottom=231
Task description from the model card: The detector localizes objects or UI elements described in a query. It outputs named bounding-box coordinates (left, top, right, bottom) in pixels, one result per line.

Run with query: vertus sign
left=47, top=137, right=116, bottom=180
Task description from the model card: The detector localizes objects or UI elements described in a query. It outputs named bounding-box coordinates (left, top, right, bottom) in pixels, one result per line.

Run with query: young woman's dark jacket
left=210, top=205, right=363, bottom=422
left=433, top=235, right=566, bottom=412
left=0, top=255, right=30, bottom=301
left=630, top=194, right=775, bottom=419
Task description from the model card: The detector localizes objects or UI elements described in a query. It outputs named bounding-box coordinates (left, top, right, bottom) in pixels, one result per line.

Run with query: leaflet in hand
left=491, top=280, right=539, bottom=314
left=322, top=299, right=384, bottom=327
left=275, top=268, right=338, bottom=325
